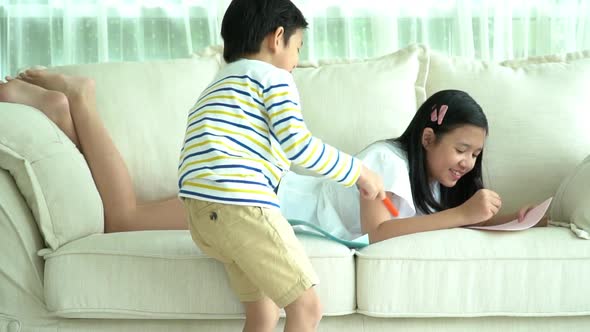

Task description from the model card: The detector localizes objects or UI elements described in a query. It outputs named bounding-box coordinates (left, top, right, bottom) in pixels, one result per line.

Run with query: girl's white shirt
left=278, top=141, right=441, bottom=242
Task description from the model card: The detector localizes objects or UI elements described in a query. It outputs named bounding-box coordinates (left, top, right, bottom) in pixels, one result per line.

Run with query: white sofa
left=1, top=45, right=590, bottom=332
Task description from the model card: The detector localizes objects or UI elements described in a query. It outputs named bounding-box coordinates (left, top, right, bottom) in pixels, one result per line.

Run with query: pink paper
left=467, top=197, right=552, bottom=231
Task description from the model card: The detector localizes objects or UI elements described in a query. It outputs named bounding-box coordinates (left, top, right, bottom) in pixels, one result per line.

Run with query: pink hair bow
left=430, top=104, right=448, bottom=125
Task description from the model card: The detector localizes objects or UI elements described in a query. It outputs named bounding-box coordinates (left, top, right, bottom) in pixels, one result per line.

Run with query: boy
left=178, top=1, right=385, bottom=331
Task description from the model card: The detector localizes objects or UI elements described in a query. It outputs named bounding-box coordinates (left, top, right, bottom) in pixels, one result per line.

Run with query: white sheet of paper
left=467, top=197, right=552, bottom=231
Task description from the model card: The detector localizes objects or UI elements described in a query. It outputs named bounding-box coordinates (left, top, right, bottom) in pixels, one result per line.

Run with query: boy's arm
left=264, top=73, right=361, bottom=187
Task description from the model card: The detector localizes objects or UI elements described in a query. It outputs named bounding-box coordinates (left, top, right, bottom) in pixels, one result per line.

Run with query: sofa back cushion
left=293, top=44, right=428, bottom=156
left=0, top=103, right=103, bottom=250
left=550, top=154, right=590, bottom=239
left=426, top=51, right=590, bottom=213
left=51, top=57, right=222, bottom=202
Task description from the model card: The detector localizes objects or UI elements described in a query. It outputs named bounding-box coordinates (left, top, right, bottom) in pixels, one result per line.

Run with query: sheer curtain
left=1, top=0, right=589, bottom=78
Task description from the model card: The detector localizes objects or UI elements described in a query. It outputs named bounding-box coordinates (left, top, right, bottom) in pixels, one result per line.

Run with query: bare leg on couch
left=0, top=78, right=79, bottom=147
left=3, top=71, right=188, bottom=233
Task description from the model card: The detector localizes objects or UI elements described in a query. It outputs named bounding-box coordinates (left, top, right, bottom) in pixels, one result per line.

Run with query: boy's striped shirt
left=178, top=59, right=362, bottom=209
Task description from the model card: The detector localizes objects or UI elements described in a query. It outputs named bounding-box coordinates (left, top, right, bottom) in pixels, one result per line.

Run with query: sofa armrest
left=0, top=102, right=103, bottom=250
left=0, top=169, right=49, bottom=323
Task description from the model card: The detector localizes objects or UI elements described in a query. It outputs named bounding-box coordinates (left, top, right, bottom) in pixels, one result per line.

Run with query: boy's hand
left=459, top=189, right=502, bottom=225
left=357, top=165, right=386, bottom=200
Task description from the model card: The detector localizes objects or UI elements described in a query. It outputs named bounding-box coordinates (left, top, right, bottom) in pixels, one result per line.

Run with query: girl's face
left=423, top=125, right=486, bottom=187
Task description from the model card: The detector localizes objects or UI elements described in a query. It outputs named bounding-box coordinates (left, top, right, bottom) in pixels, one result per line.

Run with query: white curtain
left=1, top=0, right=589, bottom=78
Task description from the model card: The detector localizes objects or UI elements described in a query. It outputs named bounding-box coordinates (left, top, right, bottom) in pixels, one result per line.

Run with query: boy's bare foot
left=19, top=69, right=95, bottom=100
left=0, top=78, right=80, bottom=148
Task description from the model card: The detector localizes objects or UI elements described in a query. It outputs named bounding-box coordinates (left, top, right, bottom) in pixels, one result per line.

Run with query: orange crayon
left=382, top=197, right=399, bottom=217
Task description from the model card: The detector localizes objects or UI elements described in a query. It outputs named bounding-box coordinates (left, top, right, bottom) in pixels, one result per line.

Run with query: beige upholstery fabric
left=551, top=155, right=590, bottom=239
left=44, top=232, right=355, bottom=318
left=0, top=104, right=103, bottom=249
left=0, top=169, right=49, bottom=324
left=356, top=227, right=590, bottom=317
left=7, top=315, right=590, bottom=332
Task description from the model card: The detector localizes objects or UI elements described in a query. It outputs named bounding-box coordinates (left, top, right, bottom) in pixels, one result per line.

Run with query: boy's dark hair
left=389, top=89, right=488, bottom=214
left=221, top=0, right=308, bottom=63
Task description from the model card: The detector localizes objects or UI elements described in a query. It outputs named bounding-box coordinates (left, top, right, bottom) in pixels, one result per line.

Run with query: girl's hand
left=517, top=205, right=535, bottom=222
left=517, top=204, right=549, bottom=227
left=459, top=189, right=502, bottom=225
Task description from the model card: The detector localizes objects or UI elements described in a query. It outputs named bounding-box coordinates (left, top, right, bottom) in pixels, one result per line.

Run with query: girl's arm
left=361, top=192, right=468, bottom=243
left=361, top=189, right=502, bottom=244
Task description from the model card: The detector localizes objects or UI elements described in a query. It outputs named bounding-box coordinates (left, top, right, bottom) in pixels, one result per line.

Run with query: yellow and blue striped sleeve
left=264, top=73, right=362, bottom=187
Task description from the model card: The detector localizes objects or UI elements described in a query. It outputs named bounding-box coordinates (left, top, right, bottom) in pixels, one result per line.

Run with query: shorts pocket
left=185, top=199, right=218, bottom=216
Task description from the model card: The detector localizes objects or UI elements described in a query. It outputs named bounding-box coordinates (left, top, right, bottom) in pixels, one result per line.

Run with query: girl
left=279, top=89, right=547, bottom=244
left=0, top=73, right=544, bottom=238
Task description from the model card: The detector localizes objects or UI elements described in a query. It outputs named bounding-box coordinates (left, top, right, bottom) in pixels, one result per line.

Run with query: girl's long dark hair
left=389, top=89, right=488, bottom=214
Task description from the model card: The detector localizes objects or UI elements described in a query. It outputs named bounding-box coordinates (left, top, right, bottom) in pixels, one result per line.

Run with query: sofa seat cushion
left=43, top=231, right=356, bottom=319
left=356, top=227, right=590, bottom=317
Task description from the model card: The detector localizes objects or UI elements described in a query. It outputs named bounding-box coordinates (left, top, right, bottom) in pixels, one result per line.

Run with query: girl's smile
left=424, top=124, right=486, bottom=187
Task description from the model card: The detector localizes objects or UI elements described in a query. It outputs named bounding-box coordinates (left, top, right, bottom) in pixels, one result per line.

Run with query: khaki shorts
left=183, top=198, right=319, bottom=308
